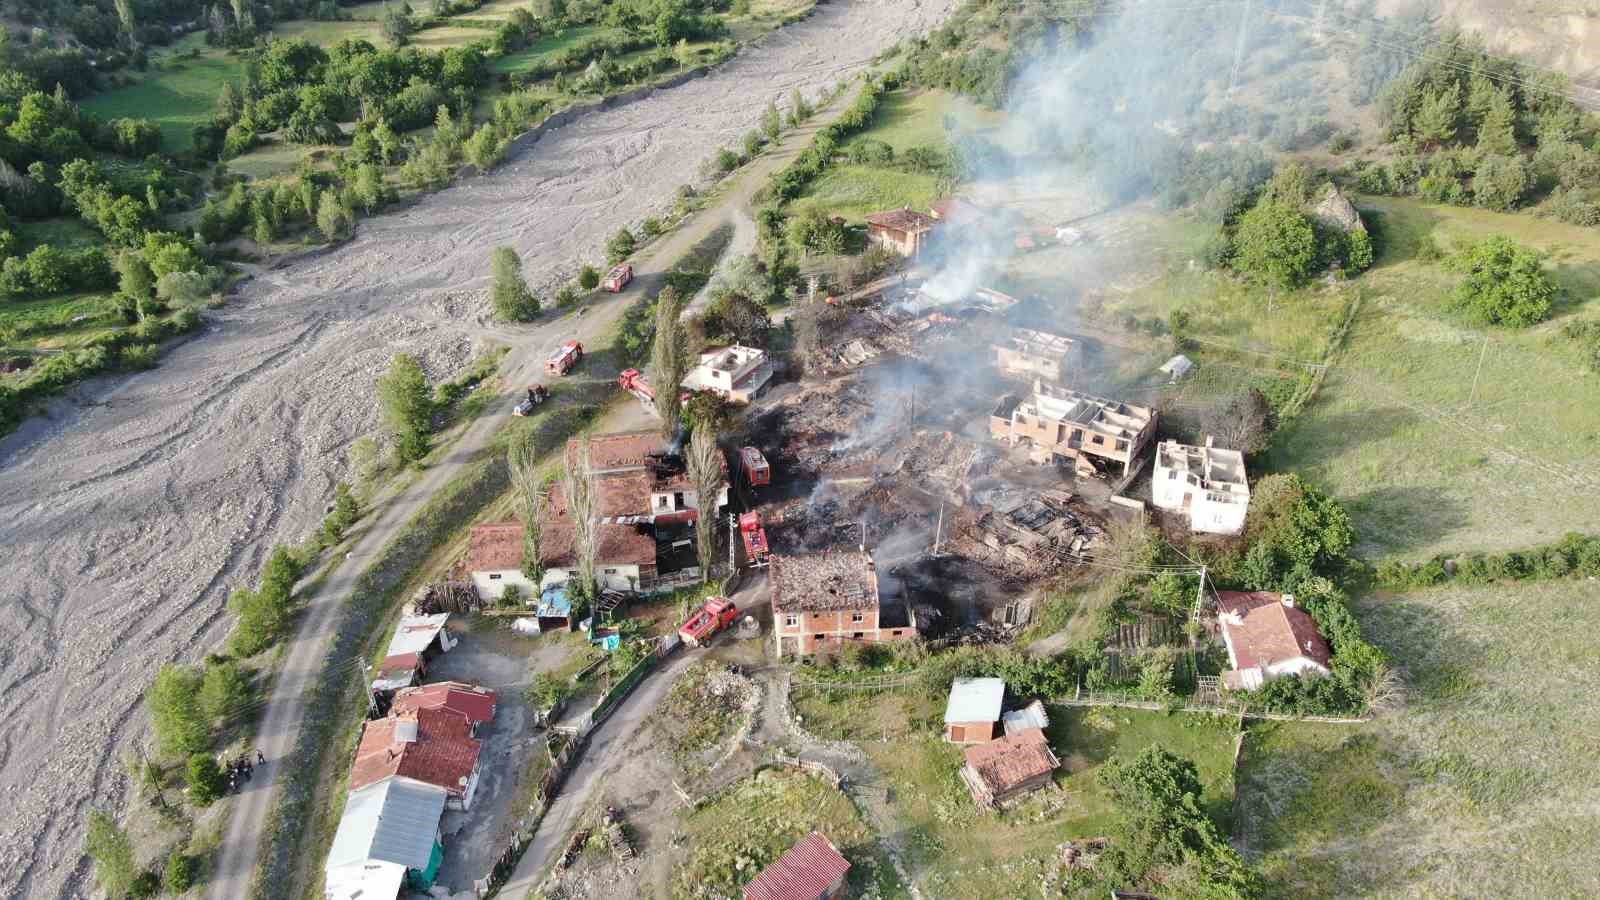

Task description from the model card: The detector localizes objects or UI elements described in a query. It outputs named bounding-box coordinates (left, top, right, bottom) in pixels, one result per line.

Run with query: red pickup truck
left=678, top=597, right=738, bottom=647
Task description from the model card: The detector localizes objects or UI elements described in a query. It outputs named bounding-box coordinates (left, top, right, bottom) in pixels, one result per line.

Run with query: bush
left=1446, top=236, right=1556, bottom=327
left=578, top=264, right=600, bottom=290
left=186, top=754, right=225, bottom=806
left=606, top=227, right=637, bottom=264
left=164, top=851, right=194, bottom=894
left=490, top=246, right=539, bottom=321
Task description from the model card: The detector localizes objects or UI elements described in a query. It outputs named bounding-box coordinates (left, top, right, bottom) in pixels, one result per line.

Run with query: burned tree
left=507, top=434, right=547, bottom=584
left=651, top=286, right=686, bottom=436
left=563, top=439, right=599, bottom=601
left=687, top=425, right=722, bottom=578
left=1202, top=387, right=1275, bottom=455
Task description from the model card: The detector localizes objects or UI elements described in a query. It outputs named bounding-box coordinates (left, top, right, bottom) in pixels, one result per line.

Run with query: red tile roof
left=539, top=521, right=658, bottom=569
left=391, top=682, right=498, bottom=726
left=865, top=208, right=937, bottom=234
left=1216, top=591, right=1333, bottom=671
left=744, top=831, right=851, bottom=900
left=962, top=727, right=1059, bottom=794
left=547, top=470, right=655, bottom=519
left=467, top=521, right=523, bottom=572
left=350, top=707, right=481, bottom=796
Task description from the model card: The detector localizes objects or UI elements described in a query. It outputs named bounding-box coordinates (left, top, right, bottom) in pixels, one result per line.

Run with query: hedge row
left=1376, top=532, right=1600, bottom=590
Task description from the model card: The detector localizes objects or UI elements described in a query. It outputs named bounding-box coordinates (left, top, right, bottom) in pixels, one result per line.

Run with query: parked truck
left=602, top=264, right=633, bottom=292
left=678, top=597, right=738, bottom=647
left=739, top=446, right=771, bottom=488
left=546, top=340, right=583, bottom=375
left=739, top=512, right=770, bottom=567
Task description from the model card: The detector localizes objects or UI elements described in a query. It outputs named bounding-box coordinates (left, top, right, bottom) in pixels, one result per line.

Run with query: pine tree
left=1413, top=82, right=1462, bottom=147
left=490, top=246, right=539, bottom=321
left=1475, top=88, right=1518, bottom=156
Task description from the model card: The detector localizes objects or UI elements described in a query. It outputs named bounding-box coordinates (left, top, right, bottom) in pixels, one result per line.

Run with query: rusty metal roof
left=744, top=831, right=851, bottom=900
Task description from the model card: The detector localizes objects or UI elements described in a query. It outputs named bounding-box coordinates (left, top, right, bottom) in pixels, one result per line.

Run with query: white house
left=680, top=344, right=773, bottom=404
left=466, top=519, right=660, bottom=598
left=1152, top=437, right=1250, bottom=535
left=324, top=776, right=447, bottom=899
left=1216, top=591, right=1333, bottom=691
left=465, top=521, right=538, bottom=601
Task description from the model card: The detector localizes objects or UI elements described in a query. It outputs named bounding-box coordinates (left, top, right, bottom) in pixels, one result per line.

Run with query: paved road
left=202, top=81, right=875, bottom=900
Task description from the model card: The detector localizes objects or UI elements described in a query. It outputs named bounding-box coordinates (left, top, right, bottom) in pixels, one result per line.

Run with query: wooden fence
left=789, top=670, right=921, bottom=692
left=1059, top=684, right=1369, bottom=724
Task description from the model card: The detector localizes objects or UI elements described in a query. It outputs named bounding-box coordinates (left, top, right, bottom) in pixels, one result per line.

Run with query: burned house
left=771, top=550, right=915, bottom=657
left=865, top=207, right=938, bottom=258
left=990, top=380, right=1156, bottom=477
left=568, top=430, right=729, bottom=524
left=1152, top=437, right=1250, bottom=535
left=975, top=490, right=1099, bottom=564
left=994, top=329, right=1075, bottom=383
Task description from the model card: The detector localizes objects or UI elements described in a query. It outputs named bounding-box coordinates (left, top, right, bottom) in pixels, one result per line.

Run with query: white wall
left=1191, top=496, right=1247, bottom=535
left=540, top=565, right=644, bottom=592
left=1265, top=656, right=1331, bottom=680
left=471, top=569, right=538, bottom=601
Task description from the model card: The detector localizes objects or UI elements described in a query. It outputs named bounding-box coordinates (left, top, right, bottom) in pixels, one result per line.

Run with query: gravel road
left=0, top=2, right=952, bottom=897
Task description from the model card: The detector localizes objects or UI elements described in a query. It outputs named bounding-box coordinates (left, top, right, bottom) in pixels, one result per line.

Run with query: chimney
left=1281, top=594, right=1296, bottom=608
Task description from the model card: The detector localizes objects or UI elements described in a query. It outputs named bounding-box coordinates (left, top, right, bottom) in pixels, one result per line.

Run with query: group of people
left=224, top=749, right=267, bottom=794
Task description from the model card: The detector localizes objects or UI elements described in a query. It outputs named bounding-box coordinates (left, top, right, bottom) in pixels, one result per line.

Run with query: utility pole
left=932, top=501, right=945, bottom=557
left=728, top=511, right=737, bottom=574
left=1228, top=0, right=1254, bottom=93
left=1465, top=335, right=1490, bottom=409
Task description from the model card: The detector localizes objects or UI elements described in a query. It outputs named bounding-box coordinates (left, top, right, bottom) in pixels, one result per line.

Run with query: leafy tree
left=380, top=8, right=413, bottom=46
left=1231, top=201, right=1318, bottom=288
left=1446, top=236, right=1556, bottom=327
left=378, top=352, right=434, bottom=462
left=146, top=664, right=207, bottom=756
left=762, top=98, right=782, bottom=142
left=650, top=287, right=685, bottom=435
left=606, top=227, right=636, bottom=264
left=186, top=753, right=225, bottom=806
left=114, top=250, right=155, bottom=305
left=1202, top=388, right=1274, bottom=455
left=1471, top=154, right=1531, bottom=212
left=164, top=851, right=195, bottom=894
left=84, top=810, right=137, bottom=898
left=507, top=434, right=546, bottom=583
left=687, top=424, right=722, bottom=575
left=463, top=123, right=507, bottom=170
left=578, top=264, right=600, bottom=290
left=198, top=660, right=251, bottom=730
left=352, top=163, right=387, bottom=214
left=490, top=246, right=540, bottom=321
left=316, top=189, right=352, bottom=242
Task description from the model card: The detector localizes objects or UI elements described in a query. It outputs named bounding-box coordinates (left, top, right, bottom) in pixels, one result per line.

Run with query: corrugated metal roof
left=943, top=677, right=1004, bottom=724
left=386, top=614, right=450, bottom=657
left=744, top=831, right=851, bottom=900
left=1003, top=699, right=1049, bottom=735
left=326, top=776, right=447, bottom=871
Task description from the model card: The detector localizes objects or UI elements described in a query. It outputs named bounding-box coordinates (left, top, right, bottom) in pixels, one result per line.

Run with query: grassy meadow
left=81, top=35, right=246, bottom=153
left=1235, top=577, right=1600, bottom=898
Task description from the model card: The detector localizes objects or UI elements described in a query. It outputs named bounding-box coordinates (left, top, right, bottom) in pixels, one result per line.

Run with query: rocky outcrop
left=1313, top=184, right=1366, bottom=233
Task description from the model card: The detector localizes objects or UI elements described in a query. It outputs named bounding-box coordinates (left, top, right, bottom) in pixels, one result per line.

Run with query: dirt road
left=0, top=4, right=961, bottom=899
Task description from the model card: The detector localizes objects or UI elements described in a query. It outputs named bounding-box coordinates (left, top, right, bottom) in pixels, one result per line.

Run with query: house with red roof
left=959, top=726, right=1060, bottom=809
left=390, top=682, right=497, bottom=734
left=744, top=831, right=851, bottom=900
left=351, top=707, right=484, bottom=811
left=1215, top=591, right=1333, bottom=691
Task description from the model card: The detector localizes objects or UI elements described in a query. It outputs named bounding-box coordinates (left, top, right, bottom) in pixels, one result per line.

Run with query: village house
left=959, top=726, right=1061, bottom=809
left=540, top=521, right=660, bottom=593
left=990, top=380, right=1157, bottom=476
left=1151, top=437, right=1250, bottom=535
left=1216, top=591, right=1333, bottom=691
left=369, top=614, right=456, bottom=694
left=944, top=677, right=1005, bottom=744
left=570, top=430, right=730, bottom=523
left=350, top=706, right=485, bottom=811
left=744, top=831, right=852, bottom=900
left=323, top=776, right=449, bottom=900
left=994, top=329, right=1075, bottom=383
left=390, top=682, right=497, bottom=735
left=865, top=207, right=937, bottom=257
left=681, top=344, right=774, bottom=404
left=770, top=551, right=915, bottom=657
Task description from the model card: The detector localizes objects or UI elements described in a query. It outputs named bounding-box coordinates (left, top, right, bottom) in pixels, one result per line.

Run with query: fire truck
left=545, top=340, right=583, bottom=376
left=602, top=264, right=633, bottom=292
left=678, top=597, right=738, bottom=647
left=739, top=447, right=771, bottom=488
left=739, top=512, right=771, bottom=568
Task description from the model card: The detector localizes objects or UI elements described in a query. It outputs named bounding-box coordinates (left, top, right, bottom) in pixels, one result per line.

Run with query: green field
left=81, top=39, right=246, bottom=153
left=868, top=706, right=1237, bottom=899
left=489, top=25, right=614, bottom=72
left=1235, top=578, right=1600, bottom=898
left=1265, top=196, right=1600, bottom=559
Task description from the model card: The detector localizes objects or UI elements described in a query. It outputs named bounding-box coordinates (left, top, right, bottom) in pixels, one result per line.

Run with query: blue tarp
left=538, top=585, right=573, bottom=619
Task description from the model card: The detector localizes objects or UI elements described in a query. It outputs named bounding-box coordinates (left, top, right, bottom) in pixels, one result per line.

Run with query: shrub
left=1231, top=201, right=1318, bottom=288
left=164, top=851, right=194, bottom=894
left=1446, top=236, right=1556, bottom=327
left=606, top=227, right=637, bottom=264
left=186, top=754, right=225, bottom=806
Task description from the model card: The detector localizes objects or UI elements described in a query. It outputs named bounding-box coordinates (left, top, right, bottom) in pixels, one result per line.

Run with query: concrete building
left=324, top=776, right=448, bottom=899
left=771, top=551, right=915, bottom=657
left=960, top=727, right=1061, bottom=809
left=944, top=677, right=1005, bottom=744
left=865, top=208, right=937, bottom=257
left=994, top=329, right=1075, bottom=383
left=681, top=344, right=774, bottom=404
left=990, top=380, right=1157, bottom=476
left=568, top=430, right=729, bottom=523
left=465, top=522, right=537, bottom=601
left=538, top=521, right=660, bottom=593
left=1216, top=591, right=1333, bottom=691
left=1152, top=437, right=1250, bottom=535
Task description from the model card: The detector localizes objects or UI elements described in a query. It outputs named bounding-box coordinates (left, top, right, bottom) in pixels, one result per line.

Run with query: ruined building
left=994, top=329, right=1075, bottom=383
left=1152, top=437, right=1250, bottom=535
left=771, top=551, right=915, bottom=657
left=865, top=207, right=938, bottom=258
left=990, top=380, right=1156, bottom=476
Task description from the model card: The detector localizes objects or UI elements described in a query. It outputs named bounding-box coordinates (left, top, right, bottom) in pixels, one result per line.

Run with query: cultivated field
left=1235, top=577, right=1600, bottom=898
